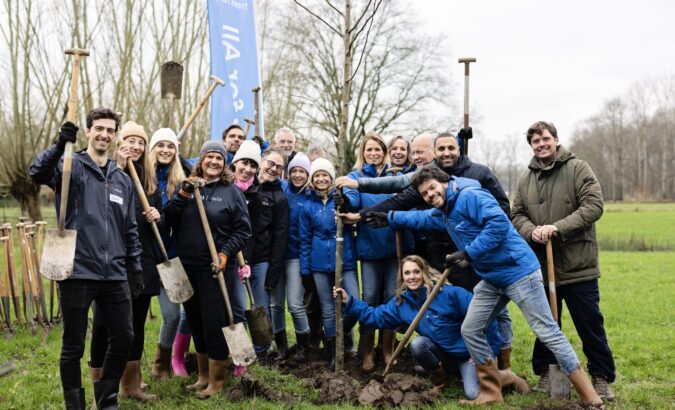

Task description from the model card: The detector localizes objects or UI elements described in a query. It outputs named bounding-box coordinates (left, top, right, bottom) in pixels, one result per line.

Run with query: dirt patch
left=527, top=403, right=587, bottom=410
left=312, top=370, right=359, bottom=404
left=358, top=373, right=436, bottom=408
left=223, top=372, right=299, bottom=404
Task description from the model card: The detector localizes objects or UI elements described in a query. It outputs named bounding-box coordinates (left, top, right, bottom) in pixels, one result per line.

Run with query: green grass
left=597, top=203, right=675, bottom=251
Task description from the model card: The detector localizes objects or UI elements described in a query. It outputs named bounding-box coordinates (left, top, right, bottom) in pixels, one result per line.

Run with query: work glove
left=265, top=265, right=282, bottom=291
left=211, top=252, right=227, bottom=274
left=178, top=176, right=201, bottom=198
left=301, top=275, right=316, bottom=293
left=363, top=211, right=389, bottom=228
left=238, top=264, right=251, bottom=281
left=457, top=127, right=473, bottom=141
left=445, top=250, right=471, bottom=270
left=57, top=121, right=79, bottom=150
left=130, top=270, right=144, bottom=300
left=333, top=191, right=349, bottom=213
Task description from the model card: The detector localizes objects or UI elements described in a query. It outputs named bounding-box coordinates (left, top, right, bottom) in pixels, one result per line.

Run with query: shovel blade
left=548, top=364, right=571, bottom=399
left=156, top=258, right=193, bottom=303
left=222, top=322, right=256, bottom=366
left=245, top=306, right=273, bottom=345
left=40, top=229, right=77, bottom=281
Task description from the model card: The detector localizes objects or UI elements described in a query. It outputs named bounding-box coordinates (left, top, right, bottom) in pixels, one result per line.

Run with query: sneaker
left=591, top=376, right=614, bottom=401
left=533, top=369, right=550, bottom=393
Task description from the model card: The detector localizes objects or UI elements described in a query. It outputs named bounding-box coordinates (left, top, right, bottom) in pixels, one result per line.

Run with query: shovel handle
left=235, top=251, right=256, bottom=306
left=383, top=266, right=454, bottom=376
left=176, top=76, right=225, bottom=140
left=546, top=240, right=559, bottom=321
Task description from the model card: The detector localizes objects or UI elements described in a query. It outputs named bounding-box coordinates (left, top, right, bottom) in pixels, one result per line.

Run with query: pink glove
left=238, top=265, right=251, bottom=281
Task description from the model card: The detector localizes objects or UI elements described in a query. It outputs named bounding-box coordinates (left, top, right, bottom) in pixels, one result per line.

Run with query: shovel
left=193, top=186, right=256, bottom=366
left=545, top=240, right=571, bottom=398
left=126, top=159, right=193, bottom=303
left=41, top=48, right=89, bottom=281
left=236, top=252, right=273, bottom=346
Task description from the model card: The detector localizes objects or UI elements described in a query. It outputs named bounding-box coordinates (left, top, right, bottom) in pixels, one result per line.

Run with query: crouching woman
left=334, top=255, right=528, bottom=399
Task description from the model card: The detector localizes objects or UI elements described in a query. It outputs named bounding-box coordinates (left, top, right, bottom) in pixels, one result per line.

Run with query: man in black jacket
left=29, top=108, right=142, bottom=410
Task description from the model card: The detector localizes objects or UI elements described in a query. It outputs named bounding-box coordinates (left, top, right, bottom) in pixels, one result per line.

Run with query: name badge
left=110, top=193, right=124, bottom=205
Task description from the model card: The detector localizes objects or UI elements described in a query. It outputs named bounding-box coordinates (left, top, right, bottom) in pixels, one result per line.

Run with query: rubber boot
left=186, top=353, right=209, bottom=391
left=274, top=331, right=289, bottom=361
left=196, top=359, right=228, bottom=399
left=459, top=359, right=503, bottom=405
left=497, top=346, right=512, bottom=370
left=171, top=332, right=191, bottom=378
left=345, top=329, right=356, bottom=357
left=120, top=360, right=157, bottom=401
left=429, top=364, right=448, bottom=394
left=151, top=343, right=172, bottom=381
left=382, top=329, right=396, bottom=366
left=93, top=379, right=120, bottom=410
left=325, top=336, right=336, bottom=371
left=233, top=364, right=247, bottom=377
left=64, top=388, right=85, bottom=410
left=294, top=332, right=311, bottom=362
left=89, top=362, right=102, bottom=410
left=569, top=367, right=604, bottom=409
left=360, top=333, right=376, bottom=373
left=499, top=369, right=531, bottom=394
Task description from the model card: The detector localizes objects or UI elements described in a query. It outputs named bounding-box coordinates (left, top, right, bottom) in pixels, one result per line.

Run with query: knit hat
left=149, top=128, right=179, bottom=152
left=119, top=121, right=148, bottom=143
left=288, top=152, right=311, bottom=175
left=199, top=140, right=228, bottom=159
left=232, top=140, right=262, bottom=168
left=309, top=157, right=335, bottom=181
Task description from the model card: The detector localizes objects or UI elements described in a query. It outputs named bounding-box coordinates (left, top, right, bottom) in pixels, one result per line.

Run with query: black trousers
left=90, top=294, right=151, bottom=366
left=59, top=279, right=133, bottom=390
left=532, top=279, right=616, bottom=382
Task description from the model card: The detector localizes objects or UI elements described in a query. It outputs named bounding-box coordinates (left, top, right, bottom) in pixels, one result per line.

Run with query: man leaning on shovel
left=29, top=108, right=143, bottom=410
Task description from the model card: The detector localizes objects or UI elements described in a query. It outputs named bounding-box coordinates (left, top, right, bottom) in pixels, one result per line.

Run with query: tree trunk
left=338, top=0, right=352, bottom=176
left=10, top=175, right=43, bottom=222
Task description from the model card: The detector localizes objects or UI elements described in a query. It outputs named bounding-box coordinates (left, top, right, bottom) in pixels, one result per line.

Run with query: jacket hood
left=78, top=151, right=121, bottom=180
left=528, top=145, right=575, bottom=171
left=361, top=163, right=389, bottom=178
left=444, top=176, right=481, bottom=210
left=436, top=155, right=471, bottom=176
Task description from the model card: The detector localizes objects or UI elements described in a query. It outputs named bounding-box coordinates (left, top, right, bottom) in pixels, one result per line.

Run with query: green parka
left=511, top=145, right=604, bottom=285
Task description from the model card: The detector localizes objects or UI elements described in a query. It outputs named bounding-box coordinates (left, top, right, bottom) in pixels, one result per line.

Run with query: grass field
left=0, top=204, right=673, bottom=409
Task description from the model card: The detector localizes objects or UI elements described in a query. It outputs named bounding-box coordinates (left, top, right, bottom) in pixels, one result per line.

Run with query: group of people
left=30, top=108, right=614, bottom=410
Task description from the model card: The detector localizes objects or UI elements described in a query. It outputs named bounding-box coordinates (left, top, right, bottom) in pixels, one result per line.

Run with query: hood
left=444, top=176, right=481, bottom=210
left=528, top=145, right=575, bottom=171
left=361, top=163, right=389, bottom=178
left=436, top=155, right=471, bottom=177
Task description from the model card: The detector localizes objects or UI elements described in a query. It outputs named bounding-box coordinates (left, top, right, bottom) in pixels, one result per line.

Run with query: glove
left=333, top=191, right=349, bottom=213
left=457, top=127, right=473, bottom=141
left=301, top=275, right=315, bottom=293
left=211, top=252, right=227, bottom=274
left=179, top=176, right=200, bottom=198
left=265, top=265, right=282, bottom=291
left=238, top=264, right=251, bottom=281
left=363, top=211, right=389, bottom=228
left=57, top=121, right=79, bottom=150
left=445, top=250, right=471, bottom=270
left=130, top=270, right=144, bottom=299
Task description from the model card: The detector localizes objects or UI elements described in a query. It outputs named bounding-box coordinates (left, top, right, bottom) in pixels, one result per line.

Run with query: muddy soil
left=223, top=372, right=300, bottom=404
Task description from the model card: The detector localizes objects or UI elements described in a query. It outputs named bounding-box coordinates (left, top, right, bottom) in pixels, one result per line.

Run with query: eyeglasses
left=264, top=159, right=284, bottom=172
left=411, top=150, right=430, bottom=157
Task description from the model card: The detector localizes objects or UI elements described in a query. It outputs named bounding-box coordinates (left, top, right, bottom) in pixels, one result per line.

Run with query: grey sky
left=414, top=0, right=675, bottom=145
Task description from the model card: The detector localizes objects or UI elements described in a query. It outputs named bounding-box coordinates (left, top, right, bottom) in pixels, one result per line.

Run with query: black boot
left=274, top=331, right=289, bottom=361
left=326, top=336, right=336, bottom=371
left=294, top=332, right=311, bottom=362
left=93, top=379, right=119, bottom=410
left=64, top=388, right=85, bottom=410
left=344, top=329, right=356, bottom=358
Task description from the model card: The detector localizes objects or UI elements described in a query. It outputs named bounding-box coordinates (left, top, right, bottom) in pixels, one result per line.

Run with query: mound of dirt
left=223, top=372, right=299, bottom=404
left=358, top=373, right=436, bottom=408
left=312, top=370, right=359, bottom=404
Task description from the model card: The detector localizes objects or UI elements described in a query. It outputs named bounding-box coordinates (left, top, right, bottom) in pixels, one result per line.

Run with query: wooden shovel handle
left=176, top=76, right=224, bottom=140
left=546, top=240, right=559, bottom=321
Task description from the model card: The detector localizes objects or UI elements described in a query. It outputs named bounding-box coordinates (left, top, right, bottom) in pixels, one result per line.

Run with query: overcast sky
left=413, top=0, right=675, bottom=145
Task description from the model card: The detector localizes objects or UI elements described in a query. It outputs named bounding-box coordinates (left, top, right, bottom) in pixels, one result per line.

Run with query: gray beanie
left=199, top=140, right=228, bottom=159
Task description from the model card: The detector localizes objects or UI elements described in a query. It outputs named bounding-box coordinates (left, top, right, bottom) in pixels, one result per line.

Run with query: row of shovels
left=0, top=219, right=59, bottom=337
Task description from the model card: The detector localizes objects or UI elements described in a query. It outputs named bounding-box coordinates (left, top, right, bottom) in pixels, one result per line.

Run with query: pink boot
left=171, top=332, right=191, bottom=378
left=233, top=365, right=247, bottom=377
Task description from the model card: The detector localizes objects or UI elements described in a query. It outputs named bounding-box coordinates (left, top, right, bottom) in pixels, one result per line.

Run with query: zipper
left=104, top=164, right=109, bottom=277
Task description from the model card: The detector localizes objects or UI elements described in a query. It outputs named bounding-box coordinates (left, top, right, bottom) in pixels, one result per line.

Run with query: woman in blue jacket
left=341, top=133, right=412, bottom=371
left=299, top=158, right=360, bottom=370
left=334, top=255, right=528, bottom=399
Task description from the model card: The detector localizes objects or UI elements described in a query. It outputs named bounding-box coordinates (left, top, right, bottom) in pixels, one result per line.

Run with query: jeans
left=532, top=279, right=615, bottom=381
left=410, top=336, right=479, bottom=400
left=462, top=270, right=580, bottom=375
left=249, top=262, right=271, bottom=353
left=158, top=285, right=180, bottom=348
left=360, top=258, right=398, bottom=335
left=59, top=280, right=133, bottom=391
left=270, top=259, right=310, bottom=334
left=312, top=270, right=359, bottom=338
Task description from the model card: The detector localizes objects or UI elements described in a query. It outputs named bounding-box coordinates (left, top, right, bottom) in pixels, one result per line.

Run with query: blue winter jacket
left=344, top=164, right=413, bottom=260
left=389, top=177, right=540, bottom=288
left=344, top=284, right=502, bottom=360
left=299, top=188, right=357, bottom=276
left=282, top=180, right=308, bottom=260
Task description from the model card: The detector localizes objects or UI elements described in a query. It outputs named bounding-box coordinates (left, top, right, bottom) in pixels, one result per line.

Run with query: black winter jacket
left=29, top=145, right=142, bottom=281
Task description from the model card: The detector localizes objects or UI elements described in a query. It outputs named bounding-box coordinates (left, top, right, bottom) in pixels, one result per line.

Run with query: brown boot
left=499, top=369, right=531, bottom=394
left=360, top=333, right=376, bottom=373
left=120, top=360, right=158, bottom=401
left=497, top=346, right=512, bottom=370
left=459, top=359, right=503, bottom=405
left=382, top=330, right=396, bottom=366
left=429, top=364, right=448, bottom=394
left=186, top=353, right=209, bottom=391
left=196, top=358, right=228, bottom=399
left=569, top=367, right=604, bottom=409
left=150, top=343, right=172, bottom=381
left=89, top=362, right=102, bottom=410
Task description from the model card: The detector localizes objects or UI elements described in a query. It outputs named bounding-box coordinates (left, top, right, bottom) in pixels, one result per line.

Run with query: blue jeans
left=496, top=307, right=513, bottom=348
left=360, top=258, right=398, bottom=335
left=313, top=270, right=360, bottom=338
left=249, top=262, right=271, bottom=353
left=158, top=286, right=180, bottom=348
left=271, top=259, right=310, bottom=334
left=461, top=270, right=580, bottom=374
left=410, top=336, right=479, bottom=400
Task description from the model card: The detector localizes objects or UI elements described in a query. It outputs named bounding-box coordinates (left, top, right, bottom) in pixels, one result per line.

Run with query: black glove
left=457, top=127, right=473, bottom=141
left=301, top=275, right=316, bottom=293
left=179, top=176, right=199, bottom=198
left=57, top=121, right=79, bottom=150
left=445, top=250, right=471, bottom=270
left=363, top=211, right=389, bottom=228
left=264, top=265, right=282, bottom=291
left=333, top=191, right=349, bottom=212
left=130, top=270, right=145, bottom=299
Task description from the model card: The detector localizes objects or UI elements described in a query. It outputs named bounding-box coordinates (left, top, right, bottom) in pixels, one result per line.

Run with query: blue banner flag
left=207, top=0, right=263, bottom=141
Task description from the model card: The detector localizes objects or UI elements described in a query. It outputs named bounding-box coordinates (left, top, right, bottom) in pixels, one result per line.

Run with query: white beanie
left=232, top=140, right=262, bottom=168
left=309, top=157, right=335, bottom=182
left=149, top=128, right=179, bottom=152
